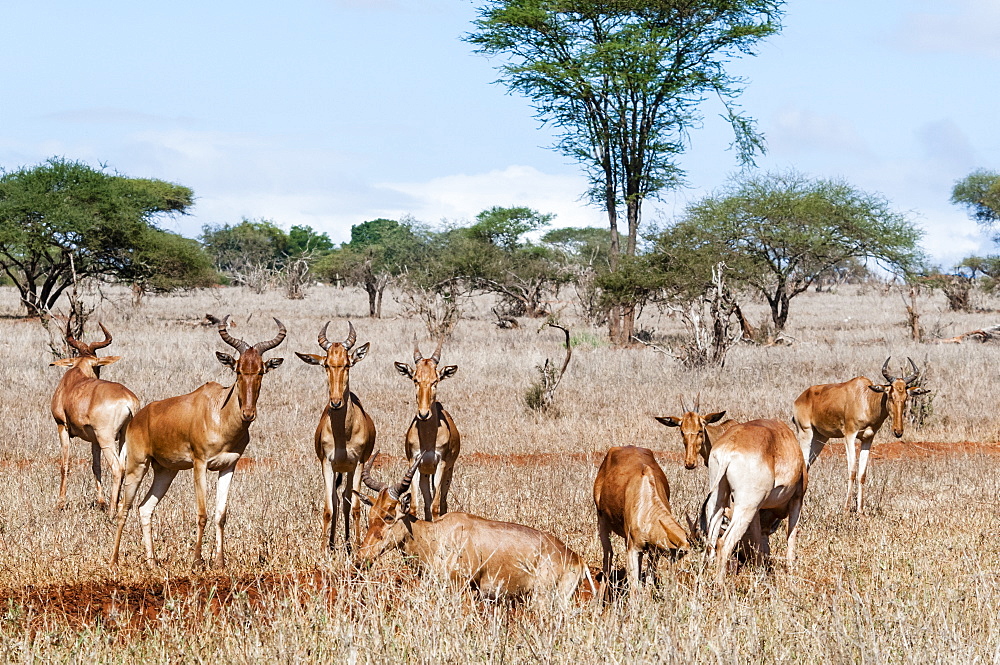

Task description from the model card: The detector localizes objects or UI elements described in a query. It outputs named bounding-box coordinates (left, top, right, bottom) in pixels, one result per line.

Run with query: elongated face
left=357, top=491, right=411, bottom=565
left=217, top=348, right=283, bottom=422
left=869, top=379, right=928, bottom=438
left=395, top=359, right=458, bottom=420
left=297, top=342, right=369, bottom=410
left=655, top=411, right=726, bottom=469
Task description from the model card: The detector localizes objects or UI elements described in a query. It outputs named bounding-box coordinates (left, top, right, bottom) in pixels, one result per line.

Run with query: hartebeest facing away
left=792, top=357, right=929, bottom=513
left=393, top=339, right=460, bottom=521
left=110, top=316, right=285, bottom=569
left=593, top=446, right=689, bottom=589
left=703, top=419, right=806, bottom=585
left=295, top=321, right=376, bottom=552
left=49, top=323, right=140, bottom=511
left=358, top=453, right=593, bottom=604
left=654, top=396, right=735, bottom=469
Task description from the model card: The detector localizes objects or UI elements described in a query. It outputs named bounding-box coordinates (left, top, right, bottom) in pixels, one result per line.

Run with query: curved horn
left=253, top=318, right=287, bottom=353
left=881, top=357, right=895, bottom=383
left=65, top=323, right=94, bottom=357
left=317, top=321, right=333, bottom=351
left=430, top=338, right=443, bottom=364
left=343, top=321, right=356, bottom=350
left=903, top=357, right=920, bottom=386
left=217, top=315, right=249, bottom=353
left=389, top=455, right=421, bottom=500
left=361, top=452, right=388, bottom=493
left=413, top=336, right=423, bottom=364
left=694, top=391, right=701, bottom=414
left=89, top=322, right=113, bottom=352
left=678, top=393, right=688, bottom=414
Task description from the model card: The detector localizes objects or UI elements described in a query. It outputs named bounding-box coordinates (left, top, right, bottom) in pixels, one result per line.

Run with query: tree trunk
left=365, top=281, right=378, bottom=318
left=375, top=284, right=385, bottom=319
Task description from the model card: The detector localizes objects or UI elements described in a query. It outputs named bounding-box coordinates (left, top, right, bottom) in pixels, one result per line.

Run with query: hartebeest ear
left=49, top=358, right=77, bottom=367
left=351, top=342, right=370, bottom=365
left=394, top=361, right=414, bottom=379
left=264, top=357, right=284, bottom=373
left=216, top=352, right=237, bottom=370
left=354, top=490, right=373, bottom=507
left=868, top=384, right=889, bottom=393
left=94, top=356, right=121, bottom=366
left=439, top=365, right=458, bottom=380
left=908, top=387, right=931, bottom=395
left=704, top=411, right=727, bottom=424
left=655, top=416, right=682, bottom=428
left=399, top=493, right=413, bottom=515
left=295, top=352, right=324, bottom=366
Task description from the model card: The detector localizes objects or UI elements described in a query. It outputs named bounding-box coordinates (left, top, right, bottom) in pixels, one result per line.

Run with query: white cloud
left=767, top=107, right=870, bottom=157
left=899, top=0, right=1000, bottom=57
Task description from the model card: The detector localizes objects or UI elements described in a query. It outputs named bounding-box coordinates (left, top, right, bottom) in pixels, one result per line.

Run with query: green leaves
left=951, top=169, right=1000, bottom=228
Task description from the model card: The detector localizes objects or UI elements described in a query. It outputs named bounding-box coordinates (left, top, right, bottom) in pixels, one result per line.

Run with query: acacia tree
left=657, top=171, right=923, bottom=332
left=952, top=169, right=1000, bottom=231
left=467, top=0, right=782, bottom=344
left=0, top=158, right=193, bottom=315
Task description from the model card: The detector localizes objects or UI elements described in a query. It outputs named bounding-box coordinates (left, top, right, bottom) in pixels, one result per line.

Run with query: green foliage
left=131, top=229, right=219, bottom=295
left=0, top=157, right=194, bottom=313
left=542, top=226, right=611, bottom=268
left=287, top=225, right=333, bottom=255
left=466, top=206, right=553, bottom=250
left=951, top=169, right=1000, bottom=228
left=200, top=218, right=289, bottom=275
left=653, top=171, right=923, bottom=331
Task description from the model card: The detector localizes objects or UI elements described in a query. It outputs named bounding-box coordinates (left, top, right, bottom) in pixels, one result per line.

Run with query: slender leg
left=56, top=424, right=71, bottom=510
left=856, top=436, right=874, bottom=513
left=90, top=440, right=107, bottom=510
left=843, top=431, right=859, bottom=512
left=342, top=470, right=355, bottom=554
left=598, top=517, right=614, bottom=585
left=350, top=469, right=366, bottom=552
left=320, top=459, right=336, bottom=551
left=745, top=513, right=764, bottom=569
left=419, top=472, right=434, bottom=522
left=111, top=456, right=151, bottom=565
left=785, top=495, right=803, bottom=564
left=137, top=463, right=178, bottom=568
left=108, top=430, right=126, bottom=513
left=626, top=546, right=641, bottom=590
left=435, top=461, right=455, bottom=518
left=212, top=462, right=237, bottom=568
left=192, top=461, right=209, bottom=569
left=715, top=504, right=758, bottom=584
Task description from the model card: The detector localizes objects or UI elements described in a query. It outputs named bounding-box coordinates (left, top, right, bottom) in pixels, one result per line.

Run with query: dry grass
left=1, top=283, right=999, bottom=662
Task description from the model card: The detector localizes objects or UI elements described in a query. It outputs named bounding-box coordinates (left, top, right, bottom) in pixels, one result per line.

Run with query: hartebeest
left=703, top=419, right=806, bottom=584
left=593, top=446, right=689, bottom=590
left=358, top=453, right=593, bottom=604
left=654, top=396, right=735, bottom=469
left=110, top=316, right=285, bottom=569
left=295, top=321, right=376, bottom=552
left=49, top=323, right=140, bottom=511
left=792, top=357, right=929, bottom=512
left=393, top=339, right=460, bottom=521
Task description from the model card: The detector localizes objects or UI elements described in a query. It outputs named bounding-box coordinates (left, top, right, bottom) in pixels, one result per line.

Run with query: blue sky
left=2, top=0, right=998, bottom=266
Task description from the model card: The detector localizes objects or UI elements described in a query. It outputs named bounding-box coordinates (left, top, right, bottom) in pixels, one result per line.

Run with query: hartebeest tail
left=593, top=446, right=689, bottom=590
left=703, top=419, right=806, bottom=584
left=393, top=338, right=461, bottom=521
left=296, top=320, right=376, bottom=552
left=111, top=315, right=285, bottom=569
left=49, top=322, right=140, bottom=512
left=793, top=357, right=928, bottom=512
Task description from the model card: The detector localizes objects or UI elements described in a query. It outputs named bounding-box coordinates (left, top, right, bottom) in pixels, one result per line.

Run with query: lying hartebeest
left=393, top=339, right=460, bottom=521
left=703, top=419, right=806, bottom=584
left=295, top=321, right=376, bottom=552
left=111, top=316, right=285, bottom=569
left=593, top=446, right=689, bottom=590
left=358, top=453, right=593, bottom=603
left=654, top=396, right=735, bottom=469
left=49, top=323, right=140, bottom=511
left=792, top=357, right=928, bottom=513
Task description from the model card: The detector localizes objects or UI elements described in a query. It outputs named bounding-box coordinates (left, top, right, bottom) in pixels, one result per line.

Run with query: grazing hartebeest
left=295, top=321, right=376, bottom=552
left=654, top=396, right=735, bottom=469
left=110, top=316, right=285, bottom=569
left=358, top=453, right=593, bottom=604
left=49, top=323, right=140, bottom=511
left=792, top=357, right=929, bottom=513
left=393, top=339, right=460, bottom=521
left=593, top=446, right=689, bottom=590
left=703, top=419, right=806, bottom=584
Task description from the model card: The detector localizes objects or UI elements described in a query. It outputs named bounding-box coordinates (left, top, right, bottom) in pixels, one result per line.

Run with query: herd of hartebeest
left=48, top=317, right=930, bottom=601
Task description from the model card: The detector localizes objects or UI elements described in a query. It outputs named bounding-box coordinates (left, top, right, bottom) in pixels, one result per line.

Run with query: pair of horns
left=881, top=356, right=919, bottom=386
left=413, top=337, right=443, bottom=364
left=66, top=322, right=113, bottom=357
left=361, top=452, right=420, bottom=500
left=217, top=315, right=287, bottom=354
left=679, top=392, right=702, bottom=414
left=318, top=321, right=356, bottom=351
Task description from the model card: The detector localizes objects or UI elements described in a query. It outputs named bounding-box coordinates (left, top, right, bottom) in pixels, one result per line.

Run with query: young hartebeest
left=792, top=357, right=929, bottom=513
left=703, top=419, right=806, bottom=584
left=110, top=316, right=285, bottom=569
left=654, top=397, right=735, bottom=469
left=357, top=453, right=593, bottom=604
left=593, top=446, right=689, bottom=590
left=295, top=321, right=376, bottom=552
left=49, top=323, right=140, bottom=511
left=393, top=339, right=460, bottom=521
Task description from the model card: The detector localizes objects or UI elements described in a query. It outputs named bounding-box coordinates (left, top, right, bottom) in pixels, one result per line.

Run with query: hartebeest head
left=655, top=396, right=727, bottom=469
left=215, top=315, right=286, bottom=423
left=868, top=357, right=929, bottom=438
left=356, top=452, right=421, bottom=563
left=50, top=322, right=119, bottom=378
left=394, top=338, right=457, bottom=420
left=295, top=321, right=370, bottom=410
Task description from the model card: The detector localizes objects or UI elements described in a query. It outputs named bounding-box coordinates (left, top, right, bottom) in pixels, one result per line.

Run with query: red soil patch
left=817, top=440, right=1000, bottom=461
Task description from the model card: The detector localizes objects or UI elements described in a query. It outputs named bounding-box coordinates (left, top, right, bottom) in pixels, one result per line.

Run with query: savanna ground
left=1, top=281, right=1000, bottom=663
